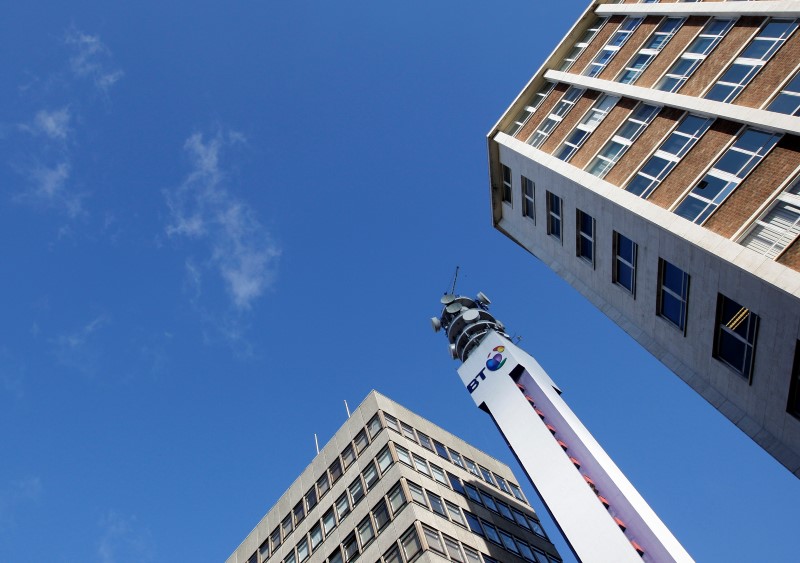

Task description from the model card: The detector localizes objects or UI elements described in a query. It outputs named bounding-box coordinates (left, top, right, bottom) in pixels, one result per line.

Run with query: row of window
left=256, top=413, right=386, bottom=561
left=257, top=443, right=396, bottom=563
left=504, top=170, right=762, bottom=381
left=404, top=475, right=560, bottom=563
left=390, top=441, right=548, bottom=541
left=382, top=411, right=526, bottom=503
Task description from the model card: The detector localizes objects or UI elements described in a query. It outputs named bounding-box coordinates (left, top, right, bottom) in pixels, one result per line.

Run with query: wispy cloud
left=51, top=314, right=110, bottom=375
left=166, top=130, right=280, bottom=312
left=0, top=477, right=43, bottom=530
left=96, top=511, right=154, bottom=563
left=15, top=160, right=86, bottom=218
left=20, top=107, right=72, bottom=140
left=65, top=28, right=124, bottom=94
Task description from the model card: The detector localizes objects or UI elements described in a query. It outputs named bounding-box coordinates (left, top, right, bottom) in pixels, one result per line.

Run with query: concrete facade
left=488, top=1, right=800, bottom=477
left=226, top=392, right=560, bottom=563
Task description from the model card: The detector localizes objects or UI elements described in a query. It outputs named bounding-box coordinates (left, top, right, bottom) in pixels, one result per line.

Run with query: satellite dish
left=441, top=294, right=456, bottom=305
left=431, top=317, right=441, bottom=332
left=446, top=302, right=462, bottom=314
left=476, top=292, right=491, bottom=305
left=462, top=309, right=479, bottom=323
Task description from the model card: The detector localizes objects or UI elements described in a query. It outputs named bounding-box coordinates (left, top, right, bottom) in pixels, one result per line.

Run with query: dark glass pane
left=661, top=293, right=684, bottom=328
left=674, top=196, right=707, bottom=221
left=662, top=262, right=686, bottom=295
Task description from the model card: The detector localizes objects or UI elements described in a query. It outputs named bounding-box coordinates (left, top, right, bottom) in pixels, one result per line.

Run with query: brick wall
left=604, top=107, right=684, bottom=188
left=571, top=97, right=637, bottom=170
left=778, top=236, right=800, bottom=271
left=638, top=16, right=708, bottom=88
left=705, top=135, right=800, bottom=238
left=736, top=28, right=800, bottom=109
left=681, top=17, right=763, bottom=97
left=515, top=83, right=570, bottom=142
left=540, top=90, right=601, bottom=154
left=648, top=119, right=742, bottom=208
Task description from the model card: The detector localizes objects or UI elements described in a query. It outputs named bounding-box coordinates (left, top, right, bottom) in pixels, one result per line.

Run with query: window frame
left=546, top=191, right=563, bottom=243
left=576, top=209, right=595, bottom=267
left=612, top=231, right=637, bottom=296
left=657, top=259, right=690, bottom=334
left=714, top=293, right=759, bottom=382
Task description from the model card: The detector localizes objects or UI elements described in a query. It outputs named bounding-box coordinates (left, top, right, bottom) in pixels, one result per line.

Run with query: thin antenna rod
left=314, top=433, right=320, bottom=455
left=344, top=400, right=351, bottom=418
left=450, top=266, right=460, bottom=295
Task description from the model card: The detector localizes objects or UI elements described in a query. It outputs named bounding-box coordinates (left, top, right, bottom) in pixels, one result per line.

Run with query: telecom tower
left=432, top=292, right=693, bottom=563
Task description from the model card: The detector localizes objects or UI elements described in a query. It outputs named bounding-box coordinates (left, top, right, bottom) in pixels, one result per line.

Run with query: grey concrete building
left=488, top=0, right=800, bottom=477
left=225, top=391, right=561, bottom=563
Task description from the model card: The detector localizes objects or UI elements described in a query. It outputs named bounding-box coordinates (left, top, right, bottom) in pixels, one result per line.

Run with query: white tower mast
left=432, top=292, right=693, bottom=563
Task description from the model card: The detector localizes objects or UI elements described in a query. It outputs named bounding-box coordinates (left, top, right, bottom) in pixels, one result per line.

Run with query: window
left=447, top=472, right=465, bottom=495
left=443, top=535, right=466, bottom=562
left=394, top=444, right=412, bottom=466
left=617, top=17, right=683, bottom=84
left=705, top=19, right=798, bottom=103
left=422, top=524, right=446, bottom=555
left=499, top=530, right=520, bottom=554
left=329, top=458, right=343, bottom=484
left=767, top=70, right=800, bottom=116
left=412, top=454, right=430, bottom=476
left=305, top=486, right=318, bottom=511
left=383, top=546, right=402, bottom=563
left=284, top=549, right=296, bottom=563
left=462, top=546, right=482, bottom=563
left=376, top=445, right=394, bottom=473
left=512, top=508, right=531, bottom=530
left=282, top=514, right=293, bottom=538
left=464, top=484, right=482, bottom=504
left=322, top=507, right=337, bottom=535
left=259, top=539, right=270, bottom=560
left=388, top=483, right=407, bottom=514
left=342, top=444, right=356, bottom=468
left=528, top=517, right=547, bottom=538
left=433, top=440, right=450, bottom=460
left=656, top=19, right=734, bottom=92
left=741, top=179, right=800, bottom=258
left=674, top=128, right=781, bottom=224
left=516, top=541, right=536, bottom=562
left=297, top=538, right=309, bottom=562
left=479, top=466, right=496, bottom=486
left=445, top=500, right=466, bottom=526
left=373, top=499, right=391, bottom=530
left=400, top=527, right=423, bottom=561
left=502, top=165, right=513, bottom=204
left=407, top=480, right=428, bottom=506
left=480, top=491, right=499, bottom=513
left=481, top=520, right=502, bottom=544
left=363, top=461, right=379, bottom=489
left=400, top=422, right=416, bottom=442
left=343, top=532, right=359, bottom=562
left=546, top=191, right=563, bottom=242
left=505, top=82, right=556, bottom=136
left=317, top=472, right=330, bottom=498
left=270, top=526, right=282, bottom=553
left=336, top=492, right=351, bottom=520
left=714, top=294, right=759, bottom=380
left=528, top=86, right=584, bottom=148
left=584, top=18, right=643, bottom=78
left=586, top=103, right=660, bottom=178
left=357, top=516, right=375, bottom=548
left=448, top=448, right=465, bottom=468
left=349, top=476, right=365, bottom=505
left=464, top=511, right=484, bottom=536
left=367, top=414, right=383, bottom=438
left=625, top=113, right=713, bottom=198
left=497, top=500, right=514, bottom=521
left=354, top=429, right=369, bottom=454
left=613, top=232, right=637, bottom=295
left=426, top=490, right=447, bottom=516
left=417, top=432, right=434, bottom=451
left=293, top=501, right=305, bottom=526
left=465, top=458, right=480, bottom=477
left=510, top=483, right=525, bottom=502
left=383, top=412, right=400, bottom=433
left=576, top=209, right=595, bottom=266
left=522, top=176, right=535, bottom=221
left=430, top=463, right=447, bottom=485
left=329, top=547, right=343, bottom=563
left=556, top=94, right=620, bottom=161
left=560, top=18, right=607, bottom=71
left=658, top=259, right=690, bottom=332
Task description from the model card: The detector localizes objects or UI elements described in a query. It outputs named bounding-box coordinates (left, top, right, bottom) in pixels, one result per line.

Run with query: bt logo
left=467, top=346, right=508, bottom=394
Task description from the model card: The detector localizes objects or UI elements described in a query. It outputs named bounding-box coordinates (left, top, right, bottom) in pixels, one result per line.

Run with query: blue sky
left=1, top=1, right=798, bottom=562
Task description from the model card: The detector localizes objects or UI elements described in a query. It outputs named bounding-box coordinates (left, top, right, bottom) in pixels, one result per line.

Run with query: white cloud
left=20, top=107, right=72, bottom=140
left=51, top=314, right=110, bottom=375
left=64, top=28, right=124, bottom=93
left=97, top=511, right=154, bottom=563
left=16, top=160, right=86, bottom=218
left=166, top=131, right=280, bottom=311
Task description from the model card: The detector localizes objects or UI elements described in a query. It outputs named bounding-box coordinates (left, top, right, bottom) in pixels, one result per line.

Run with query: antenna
left=449, top=266, right=460, bottom=295
left=344, top=400, right=351, bottom=418
left=314, top=433, right=320, bottom=455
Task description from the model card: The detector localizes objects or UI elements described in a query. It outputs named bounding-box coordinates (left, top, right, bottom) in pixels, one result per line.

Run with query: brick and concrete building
left=225, top=392, right=561, bottom=563
left=488, top=0, right=800, bottom=477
